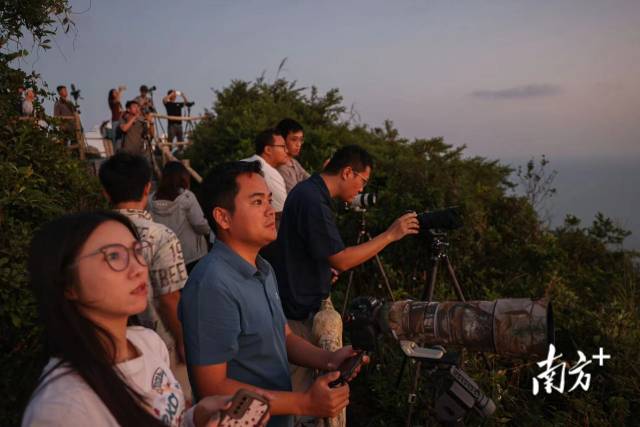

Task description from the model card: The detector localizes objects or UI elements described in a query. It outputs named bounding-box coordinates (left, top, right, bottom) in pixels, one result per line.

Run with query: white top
left=242, top=154, right=287, bottom=212
left=22, top=327, right=195, bottom=427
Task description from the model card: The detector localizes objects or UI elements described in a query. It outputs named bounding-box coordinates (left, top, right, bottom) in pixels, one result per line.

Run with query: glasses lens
left=133, top=241, right=150, bottom=267
left=104, top=245, right=129, bottom=272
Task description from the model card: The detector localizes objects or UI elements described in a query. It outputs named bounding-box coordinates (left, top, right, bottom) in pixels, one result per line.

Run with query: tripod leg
left=366, top=232, right=395, bottom=302
left=397, top=260, right=438, bottom=388
left=341, top=269, right=356, bottom=317
left=444, top=256, right=466, bottom=302
left=421, top=260, right=439, bottom=302
left=340, top=231, right=364, bottom=316
left=405, top=360, right=422, bottom=427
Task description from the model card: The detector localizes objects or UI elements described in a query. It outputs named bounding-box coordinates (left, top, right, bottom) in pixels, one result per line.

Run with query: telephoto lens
left=350, top=193, right=376, bottom=210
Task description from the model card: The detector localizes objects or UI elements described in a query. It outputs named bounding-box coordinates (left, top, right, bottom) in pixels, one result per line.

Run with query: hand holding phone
left=328, top=351, right=366, bottom=388
left=219, top=389, right=270, bottom=427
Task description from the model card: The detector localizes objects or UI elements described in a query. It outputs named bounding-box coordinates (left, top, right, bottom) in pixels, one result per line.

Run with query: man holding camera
left=265, top=145, right=419, bottom=393
left=162, top=89, right=185, bottom=151
left=119, top=100, right=147, bottom=156
left=180, top=161, right=365, bottom=427
left=134, top=84, right=156, bottom=115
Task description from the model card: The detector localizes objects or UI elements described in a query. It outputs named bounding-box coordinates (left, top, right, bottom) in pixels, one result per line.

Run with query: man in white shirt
left=241, top=128, right=289, bottom=219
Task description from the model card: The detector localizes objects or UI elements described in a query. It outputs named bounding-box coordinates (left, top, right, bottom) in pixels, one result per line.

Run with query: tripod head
left=426, top=230, right=450, bottom=261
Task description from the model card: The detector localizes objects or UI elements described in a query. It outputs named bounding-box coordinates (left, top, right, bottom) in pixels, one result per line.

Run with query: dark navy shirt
left=179, top=240, right=292, bottom=427
left=266, top=174, right=345, bottom=320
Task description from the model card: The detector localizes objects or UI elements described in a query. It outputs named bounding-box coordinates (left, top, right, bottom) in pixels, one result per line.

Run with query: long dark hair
left=27, top=211, right=166, bottom=427
left=156, top=161, right=190, bottom=202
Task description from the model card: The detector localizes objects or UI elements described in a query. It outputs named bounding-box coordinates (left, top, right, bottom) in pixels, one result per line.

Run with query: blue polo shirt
left=266, top=174, right=345, bottom=320
left=179, top=240, right=292, bottom=427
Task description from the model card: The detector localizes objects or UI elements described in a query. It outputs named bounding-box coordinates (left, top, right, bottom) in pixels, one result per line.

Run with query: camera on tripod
left=344, top=295, right=554, bottom=425
left=70, top=84, right=82, bottom=102
left=146, top=85, right=157, bottom=92
left=416, top=206, right=462, bottom=233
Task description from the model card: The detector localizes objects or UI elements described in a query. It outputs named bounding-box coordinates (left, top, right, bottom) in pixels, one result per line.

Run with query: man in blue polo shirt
left=266, top=145, right=420, bottom=393
left=180, top=161, right=364, bottom=427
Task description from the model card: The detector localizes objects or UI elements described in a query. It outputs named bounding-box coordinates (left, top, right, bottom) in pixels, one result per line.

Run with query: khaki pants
left=288, top=303, right=345, bottom=427
left=288, top=317, right=316, bottom=393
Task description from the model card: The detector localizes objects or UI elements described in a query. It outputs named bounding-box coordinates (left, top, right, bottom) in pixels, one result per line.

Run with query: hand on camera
left=305, top=372, right=350, bottom=418
left=386, top=211, right=420, bottom=242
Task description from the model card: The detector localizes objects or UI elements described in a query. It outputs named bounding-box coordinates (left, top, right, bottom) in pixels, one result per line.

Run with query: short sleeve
left=148, top=228, right=188, bottom=296
left=181, top=276, right=241, bottom=366
left=298, top=197, right=345, bottom=260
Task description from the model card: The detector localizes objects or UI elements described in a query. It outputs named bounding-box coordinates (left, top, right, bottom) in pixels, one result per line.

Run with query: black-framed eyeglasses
left=73, top=240, right=151, bottom=272
left=353, top=171, right=369, bottom=188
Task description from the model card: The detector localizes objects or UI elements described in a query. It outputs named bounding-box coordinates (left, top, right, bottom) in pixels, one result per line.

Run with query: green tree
left=188, top=75, right=639, bottom=426
left=0, top=1, right=105, bottom=423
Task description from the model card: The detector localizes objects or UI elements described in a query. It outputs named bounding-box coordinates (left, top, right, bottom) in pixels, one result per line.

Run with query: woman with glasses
left=22, top=211, right=267, bottom=426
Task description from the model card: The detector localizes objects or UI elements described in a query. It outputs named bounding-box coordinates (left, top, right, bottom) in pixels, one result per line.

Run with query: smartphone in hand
left=219, top=389, right=269, bottom=426
left=329, top=352, right=366, bottom=388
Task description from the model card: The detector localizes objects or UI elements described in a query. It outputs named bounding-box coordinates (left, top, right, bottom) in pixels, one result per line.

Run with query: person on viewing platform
left=53, top=85, right=76, bottom=118
left=162, top=90, right=186, bottom=152
left=150, top=161, right=211, bottom=273
left=119, top=100, right=147, bottom=156
left=240, top=128, right=289, bottom=221
left=21, top=88, right=35, bottom=117
left=108, top=87, right=125, bottom=151
left=21, top=211, right=255, bottom=427
left=275, top=118, right=310, bottom=193
left=179, top=161, right=367, bottom=427
left=99, top=152, right=192, bottom=402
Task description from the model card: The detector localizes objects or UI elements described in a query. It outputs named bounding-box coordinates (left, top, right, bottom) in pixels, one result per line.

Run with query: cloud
left=470, top=84, right=562, bottom=100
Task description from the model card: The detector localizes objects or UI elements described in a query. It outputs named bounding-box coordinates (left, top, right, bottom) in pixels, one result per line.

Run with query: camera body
left=435, top=365, right=496, bottom=423
left=416, top=206, right=462, bottom=232
left=70, top=84, right=81, bottom=101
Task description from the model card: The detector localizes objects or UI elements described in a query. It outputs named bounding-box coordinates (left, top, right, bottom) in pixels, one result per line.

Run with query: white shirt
left=22, top=327, right=195, bottom=427
left=242, top=154, right=288, bottom=212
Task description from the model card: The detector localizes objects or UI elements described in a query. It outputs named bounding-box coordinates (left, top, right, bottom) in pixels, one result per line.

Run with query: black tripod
left=398, top=231, right=468, bottom=427
left=183, top=103, right=196, bottom=138
left=341, top=210, right=395, bottom=316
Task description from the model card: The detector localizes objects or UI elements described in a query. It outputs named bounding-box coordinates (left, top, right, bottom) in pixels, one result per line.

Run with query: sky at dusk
left=22, top=0, right=640, bottom=246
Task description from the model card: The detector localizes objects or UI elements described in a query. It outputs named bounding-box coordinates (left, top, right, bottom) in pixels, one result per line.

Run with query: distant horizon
left=24, top=0, right=637, bottom=248
left=505, top=155, right=639, bottom=250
